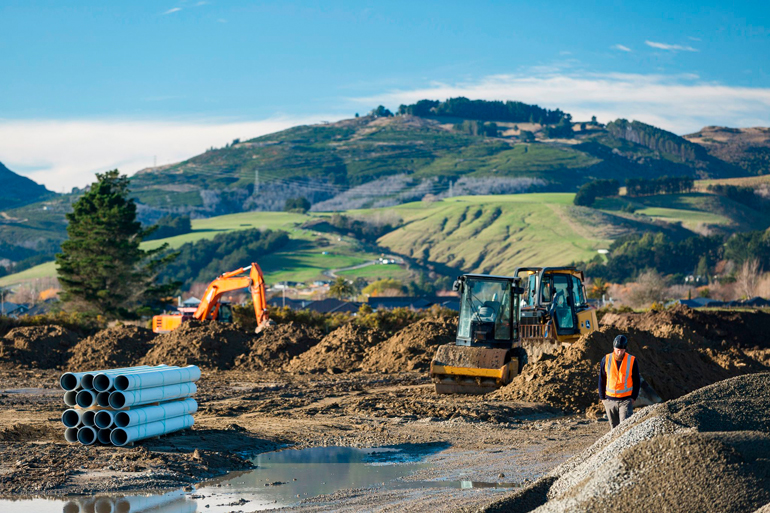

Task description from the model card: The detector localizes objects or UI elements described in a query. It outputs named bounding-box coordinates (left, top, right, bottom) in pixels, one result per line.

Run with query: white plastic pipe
left=82, top=410, right=96, bottom=427
left=110, top=415, right=194, bottom=447
left=113, top=366, right=200, bottom=392
left=94, top=497, right=114, bottom=513
left=114, top=398, right=198, bottom=428
left=77, top=426, right=97, bottom=445
left=97, top=391, right=111, bottom=408
left=64, top=391, right=78, bottom=407
left=114, top=489, right=186, bottom=513
left=64, top=428, right=79, bottom=443
left=62, top=409, right=82, bottom=428
left=76, top=389, right=96, bottom=408
left=109, top=383, right=197, bottom=409
left=97, top=428, right=113, bottom=445
left=59, top=365, right=162, bottom=391
left=93, top=365, right=174, bottom=393
left=94, top=410, right=115, bottom=429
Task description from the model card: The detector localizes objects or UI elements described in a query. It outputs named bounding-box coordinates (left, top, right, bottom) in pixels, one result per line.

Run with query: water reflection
left=62, top=490, right=193, bottom=513
left=0, top=443, right=519, bottom=513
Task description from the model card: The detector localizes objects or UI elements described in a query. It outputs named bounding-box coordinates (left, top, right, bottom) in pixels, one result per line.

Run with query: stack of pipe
left=59, top=364, right=200, bottom=446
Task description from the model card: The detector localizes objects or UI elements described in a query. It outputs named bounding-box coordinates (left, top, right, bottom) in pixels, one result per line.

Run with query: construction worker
left=598, top=335, right=639, bottom=429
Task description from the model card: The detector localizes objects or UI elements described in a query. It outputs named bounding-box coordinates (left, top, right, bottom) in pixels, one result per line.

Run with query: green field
left=336, top=263, right=412, bottom=281
left=594, top=193, right=769, bottom=232
left=3, top=190, right=768, bottom=288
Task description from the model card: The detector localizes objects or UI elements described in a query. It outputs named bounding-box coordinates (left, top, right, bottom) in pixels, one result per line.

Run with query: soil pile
left=602, top=304, right=770, bottom=349
left=286, top=323, right=385, bottom=374
left=0, top=326, right=79, bottom=368
left=66, top=325, right=155, bottom=370
left=233, top=322, right=324, bottom=371
left=479, top=373, right=770, bottom=513
left=491, top=322, right=767, bottom=412
left=362, top=317, right=457, bottom=372
left=141, top=320, right=253, bottom=369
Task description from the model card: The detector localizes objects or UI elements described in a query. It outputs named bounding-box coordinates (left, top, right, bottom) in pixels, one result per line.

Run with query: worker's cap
left=613, top=335, right=628, bottom=349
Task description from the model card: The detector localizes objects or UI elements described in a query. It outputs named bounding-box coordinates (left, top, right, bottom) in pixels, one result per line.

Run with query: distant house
left=266, top=297, right=361, bottom=314
left=367, top=296, right=459, bottom=311
left=181, top=297, right=202, bottom=308
left=0, top=302, right=29, bottom=318
left=267, top=297, right=314, bottom=309
left=304, top=298, right=361, bottom=314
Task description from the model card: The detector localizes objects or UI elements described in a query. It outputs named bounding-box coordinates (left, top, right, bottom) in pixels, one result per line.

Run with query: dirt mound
left=0, top=423, right=59, bottom=442
left=0, top=325, right=79, bottom=369
left=481, top=373, right=770, bottom=513
left=362, top=317, right=457, bottom=372
left=233, top=322, right=324, bottom=371
left=141, top=320, right=253, bottom=370
left=491, top=323, right=767, bottom=412
left=286, top=323, right=385, bottom=374
left=602, top=304, right=770, bottom=349
left=66, top=325, right=155, bottom=370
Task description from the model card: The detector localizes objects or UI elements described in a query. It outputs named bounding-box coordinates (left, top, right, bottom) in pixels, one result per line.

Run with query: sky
left=1, top=0, right=769, bottom=191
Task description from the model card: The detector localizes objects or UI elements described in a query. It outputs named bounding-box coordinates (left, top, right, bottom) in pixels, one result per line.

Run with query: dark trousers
left=603, top=398, right=633, bottom=429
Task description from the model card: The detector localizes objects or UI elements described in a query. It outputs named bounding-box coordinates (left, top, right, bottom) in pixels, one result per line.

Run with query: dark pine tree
left=55, top=170, right=177, bottom=317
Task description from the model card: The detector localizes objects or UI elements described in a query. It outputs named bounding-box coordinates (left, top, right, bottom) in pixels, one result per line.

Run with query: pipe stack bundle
left=59, top=364, right=200, bottom=446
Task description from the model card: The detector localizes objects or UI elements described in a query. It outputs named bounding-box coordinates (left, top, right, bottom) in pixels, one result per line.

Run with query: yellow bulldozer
left=430, top=267, right=598, bottom=394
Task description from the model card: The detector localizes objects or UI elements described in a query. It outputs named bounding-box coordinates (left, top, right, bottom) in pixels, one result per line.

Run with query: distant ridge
left=0, top=162, right=54, bottom=210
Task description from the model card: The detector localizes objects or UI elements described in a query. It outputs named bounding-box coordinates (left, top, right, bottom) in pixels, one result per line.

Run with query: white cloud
left=612, top=44, right=632, bottom=52
left=162, top=7, right=182, bottom=15
left=645, top=40, right=698, bottom=52
left=352, top=72, right=770, bottom=134
left=0, top=116, right=341, bottom=191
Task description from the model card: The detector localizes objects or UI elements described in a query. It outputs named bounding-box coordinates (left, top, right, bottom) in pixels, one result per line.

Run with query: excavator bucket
left=430, top=345, right=518, bottom=395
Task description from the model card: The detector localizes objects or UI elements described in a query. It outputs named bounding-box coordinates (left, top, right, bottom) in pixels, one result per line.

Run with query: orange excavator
left=152, top=262, right=270, bottom=333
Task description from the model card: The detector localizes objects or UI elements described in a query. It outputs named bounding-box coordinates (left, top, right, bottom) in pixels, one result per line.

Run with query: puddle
left=0, top=443, right=525, bottom=512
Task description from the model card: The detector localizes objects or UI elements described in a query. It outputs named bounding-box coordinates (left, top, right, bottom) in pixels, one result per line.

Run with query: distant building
left=0, top=302, right=29, bottom=318
left=367, top=296, right=459, bottom=311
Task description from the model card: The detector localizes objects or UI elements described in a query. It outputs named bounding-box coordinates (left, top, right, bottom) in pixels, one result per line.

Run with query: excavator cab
left=430, top=274, right=526, bottom=394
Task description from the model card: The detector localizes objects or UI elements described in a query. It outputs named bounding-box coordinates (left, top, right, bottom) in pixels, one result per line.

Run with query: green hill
left=0, top=162, right=55, bottom=210
left=127, top=105, right=746, bottom=219
left=3, top=189, right=769, bottom=289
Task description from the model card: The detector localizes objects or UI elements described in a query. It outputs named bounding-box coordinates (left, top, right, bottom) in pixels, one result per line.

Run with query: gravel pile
left=476, top=372, right=770, bottom=513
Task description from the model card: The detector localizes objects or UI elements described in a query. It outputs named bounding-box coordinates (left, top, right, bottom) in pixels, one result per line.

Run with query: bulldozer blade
left=434, top=381, right=500, bottom=395
left=432, top=344, right=509, bottom=369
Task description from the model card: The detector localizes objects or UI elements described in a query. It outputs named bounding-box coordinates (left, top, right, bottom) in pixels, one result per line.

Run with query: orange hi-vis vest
left=605, top=353, right=635, bottom=398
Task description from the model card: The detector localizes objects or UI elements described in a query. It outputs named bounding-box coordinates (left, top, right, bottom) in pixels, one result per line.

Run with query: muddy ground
left=1, top=306, right=769, bottom=512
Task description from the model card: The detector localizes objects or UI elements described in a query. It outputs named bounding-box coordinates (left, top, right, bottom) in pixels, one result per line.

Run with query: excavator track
left=430, top=345, right=517, bottom=395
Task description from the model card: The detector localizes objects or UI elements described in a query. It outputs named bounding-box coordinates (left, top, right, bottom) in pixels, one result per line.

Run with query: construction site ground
left=1, top=305, right=769, bottom=512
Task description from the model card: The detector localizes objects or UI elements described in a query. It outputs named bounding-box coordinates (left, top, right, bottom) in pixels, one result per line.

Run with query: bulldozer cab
left=455, top=275, right=522, bottom=349
left=516, top=267, right=596, bottom=349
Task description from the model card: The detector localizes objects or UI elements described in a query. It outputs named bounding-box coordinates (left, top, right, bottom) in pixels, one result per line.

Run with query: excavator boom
left=153, top=262, right=269, bottom=333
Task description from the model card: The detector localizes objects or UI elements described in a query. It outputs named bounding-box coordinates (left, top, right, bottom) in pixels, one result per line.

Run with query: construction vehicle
left=430, top=267, right=598, bottom=394
left=152, top=263, right=270, bottom=333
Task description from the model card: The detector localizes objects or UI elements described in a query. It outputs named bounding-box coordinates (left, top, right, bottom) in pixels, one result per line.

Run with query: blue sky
left=1, top=0, right=769, bottom=189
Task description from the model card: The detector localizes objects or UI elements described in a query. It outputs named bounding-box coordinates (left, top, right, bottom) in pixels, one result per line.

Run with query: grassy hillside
left=0, top=162, right=55, bottom=210
left=3, top=189, right=769, bottom=289
left=594, top=193, right=770, bottom=233
left=686, top=126, right=770, bottom=175
left=356, top=193, right=667, bottom=276
left=127, top=112, right=747, bottom=218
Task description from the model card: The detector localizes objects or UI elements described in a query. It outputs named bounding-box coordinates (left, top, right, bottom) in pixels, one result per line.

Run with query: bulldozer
left=152, top=262, right=270, bottom=333
left=430, top=267, right=598, bottom=394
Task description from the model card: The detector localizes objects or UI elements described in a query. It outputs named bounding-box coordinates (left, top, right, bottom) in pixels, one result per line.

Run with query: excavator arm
left=193, top=263, right=269, bottom=328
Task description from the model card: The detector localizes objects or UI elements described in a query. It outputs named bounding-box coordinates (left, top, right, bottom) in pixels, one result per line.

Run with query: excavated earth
left=0, top=306, right=768, bottom=512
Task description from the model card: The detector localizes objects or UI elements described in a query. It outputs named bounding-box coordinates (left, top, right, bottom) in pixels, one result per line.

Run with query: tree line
left=707, top=184, right=770, bottom=213
left=626, top=176, right=695, bottom=197
left=574, top=179, right=620, bottom=206
left=606, top=119, right=707, bottom=162
left=577, top=229, right=770, bottom=284
left=397, top=97, right=568, bottom=124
